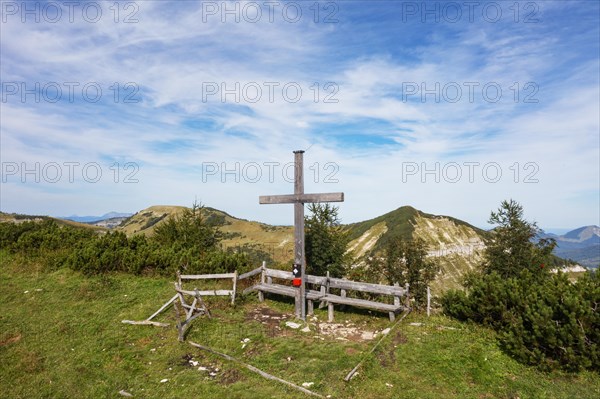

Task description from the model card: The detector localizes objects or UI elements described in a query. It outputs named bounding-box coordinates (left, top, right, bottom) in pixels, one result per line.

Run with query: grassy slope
left=0, top=212, right=107, bottom=233
left=116, top=205, right=294, bottom=264
left=1, top=254, right=598, bottom=399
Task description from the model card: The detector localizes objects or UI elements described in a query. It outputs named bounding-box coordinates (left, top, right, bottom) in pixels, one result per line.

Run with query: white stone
left=285, top=321, right=301, bottom=329
left=160, top=379, right=168, bottom=383
left=381, top=328, right=391, bottom=335
left=301, top=326, right=310, bottom=333
left=302, top=382, right=314, bottom=388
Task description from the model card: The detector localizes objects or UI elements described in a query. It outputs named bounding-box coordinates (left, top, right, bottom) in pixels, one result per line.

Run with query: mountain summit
left=541, top=226, right=600, bottom=268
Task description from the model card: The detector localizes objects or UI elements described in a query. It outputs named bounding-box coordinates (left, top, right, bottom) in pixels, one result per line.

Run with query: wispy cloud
left=1, top=0, right=598, bottom=228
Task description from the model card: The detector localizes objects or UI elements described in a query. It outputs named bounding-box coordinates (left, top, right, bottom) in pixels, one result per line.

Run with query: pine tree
left=368, top=237, right=439, bottom=308
left=483, top=199, right=555, bottom=278
left=304, top=203, right=350, bottom=277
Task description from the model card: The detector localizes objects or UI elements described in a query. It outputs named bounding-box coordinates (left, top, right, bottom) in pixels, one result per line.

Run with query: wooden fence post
left=427, top=286, right=431, bottom=317
left=232, top=270, right=238, bottom=305
left=391, top=282, right=400, bottom=322
left=258, top=261, right=266, bottom=302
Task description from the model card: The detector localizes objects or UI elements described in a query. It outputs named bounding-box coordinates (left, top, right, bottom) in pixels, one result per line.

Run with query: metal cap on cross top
left=259, top=150, right=344, bottom=320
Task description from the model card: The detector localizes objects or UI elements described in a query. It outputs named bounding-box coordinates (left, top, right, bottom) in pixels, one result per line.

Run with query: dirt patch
left=136, top=336, right=152, bottom=347
left=393, top=331, right=408, bottom=345
left=0, top=333, right=22, bottom=346
left=245, top=306, right=291, bottom=331
left=345, top=347, right=359, bottom=355
left=17, top=349, right=45, bottom=373
left=180, top=353, right=195, bottom=366
left=377, top=348, right=396, bottom=367
left=245, top=305, right=390, bottom=342
left=219, top=368, right=244, bottom=385
left=317, top=322, right=375, bottom=342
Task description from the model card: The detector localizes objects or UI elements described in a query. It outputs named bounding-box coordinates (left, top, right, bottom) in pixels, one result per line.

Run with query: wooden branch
left=343, top=309, right=412, bottom=382
left=175, top=287, right=233, bottom=297
left=189, top=341, right=325, bottom=398
left=121, top=320, right=169, bottom=327
left=194, top=288, right=211, bottom=319
left=146, top=294, right=178, bottom=321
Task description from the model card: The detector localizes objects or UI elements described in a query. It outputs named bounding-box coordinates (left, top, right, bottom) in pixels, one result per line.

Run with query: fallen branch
left=188, top=341, right=325, bottom=398
left=343, top=308, right=412, bottom=382
left=121, top=294, right=178, bottom=328
left=121, top=320, right=169, bottom=327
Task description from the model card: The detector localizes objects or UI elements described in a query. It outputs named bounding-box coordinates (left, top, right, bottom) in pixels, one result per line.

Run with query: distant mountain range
left=3, top=206, right=595, bottom=290
left=61, top=212, right=133, bottom=223
left=539, top=226, right=600, bottom=269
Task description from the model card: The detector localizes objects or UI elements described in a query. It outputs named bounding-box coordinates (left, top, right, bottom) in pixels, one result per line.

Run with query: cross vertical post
left=259, top=150, right=344, bottom=320
left=293, top=150, right=305, bottom=318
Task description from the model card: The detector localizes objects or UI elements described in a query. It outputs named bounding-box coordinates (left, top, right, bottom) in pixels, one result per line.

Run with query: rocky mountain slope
left=345, top=206, right=488, bottom=291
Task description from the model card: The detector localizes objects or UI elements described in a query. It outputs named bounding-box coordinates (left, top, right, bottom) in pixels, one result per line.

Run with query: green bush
left=442, top=270, right=599, bottom=372
left=0, top=203, right=260, bottom=277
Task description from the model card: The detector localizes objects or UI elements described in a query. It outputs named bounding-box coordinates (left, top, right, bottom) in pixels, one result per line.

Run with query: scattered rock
left=160, top=379, right=168, bottom=383
left=381, top=328, right=391, bottom=335
left=198, top=366, right=208, bottom=371
left=285, top=321, right=301, bottom=329
left=385, top=383, right=394, bottom=388
left=189, top=360, right=199, bottom=367
left=23, top=290, right=29, bottom=294
left=409, top=322, right=423, bottom=326
left=118, top=390, right=133, bottom=397
left=360, top=331, right=375, bottom=340
left=301, top=326, right=310, bottom=333
left=302, top=382, right=314, bottom=388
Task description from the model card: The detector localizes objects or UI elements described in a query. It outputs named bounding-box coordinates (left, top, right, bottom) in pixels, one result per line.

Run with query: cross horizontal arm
left=259, top=192, right=344, bottom=204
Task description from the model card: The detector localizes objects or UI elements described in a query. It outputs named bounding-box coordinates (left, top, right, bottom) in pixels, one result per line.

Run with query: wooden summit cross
left=259, top=150, right=344, bottom=320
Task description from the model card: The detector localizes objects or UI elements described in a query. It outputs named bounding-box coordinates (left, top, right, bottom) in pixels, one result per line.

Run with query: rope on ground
left=343, top=308, right=412, bottom=382
left=188, top=341, right=326, bottom=398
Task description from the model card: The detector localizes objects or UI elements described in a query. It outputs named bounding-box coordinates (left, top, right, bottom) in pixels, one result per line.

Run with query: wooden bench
left=241, top=265, right=409, bottom=322
left=324, top=277, right=408, bottom=322
left=243, top=267, right=326, bottom=314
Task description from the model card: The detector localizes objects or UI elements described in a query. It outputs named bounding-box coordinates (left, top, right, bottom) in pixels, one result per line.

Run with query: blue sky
left=1, top=0, right=599, bottom=230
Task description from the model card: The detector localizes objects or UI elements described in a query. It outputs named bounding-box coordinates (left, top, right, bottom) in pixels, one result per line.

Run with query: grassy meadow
left=1, top=253, right=598, bottom=398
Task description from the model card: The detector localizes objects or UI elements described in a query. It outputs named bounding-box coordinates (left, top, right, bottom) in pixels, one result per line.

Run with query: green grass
left=1, top=254, right=598, bottom=398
